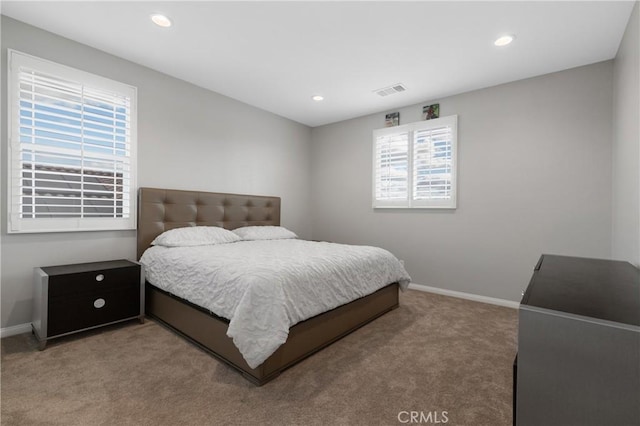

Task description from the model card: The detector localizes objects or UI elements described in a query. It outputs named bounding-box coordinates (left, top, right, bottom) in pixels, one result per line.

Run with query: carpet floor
left=1, top=290, right=517, bottom=426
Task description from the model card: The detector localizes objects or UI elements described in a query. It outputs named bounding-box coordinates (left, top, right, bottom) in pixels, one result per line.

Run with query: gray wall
left=612, top=2, right=640, bottom=266
left=2, top=10, right=634, bottom=328
left=0, top=17, right=312, bottom=328
left=310, top=62, right=614, bottom=302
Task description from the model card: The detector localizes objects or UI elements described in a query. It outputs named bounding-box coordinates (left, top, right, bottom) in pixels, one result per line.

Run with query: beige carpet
left=1, top=290, right=517, bottom=426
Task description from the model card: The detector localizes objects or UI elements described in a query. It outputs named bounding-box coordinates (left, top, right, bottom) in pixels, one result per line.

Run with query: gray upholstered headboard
left=137, top=187, right=281, bottom=259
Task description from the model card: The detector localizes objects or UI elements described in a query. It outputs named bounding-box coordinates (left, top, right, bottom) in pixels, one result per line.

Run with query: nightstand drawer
left=48, top=285, right=140, bottom=336
left=48, top=266, right=139, bottom=298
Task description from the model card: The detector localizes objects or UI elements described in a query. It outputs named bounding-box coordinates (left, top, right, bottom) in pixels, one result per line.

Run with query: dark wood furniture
left=138, top=187, right=401, bottom=385
left=32, top=260, right=145, bottom=350
left=515, top=254, right=640, bottom=426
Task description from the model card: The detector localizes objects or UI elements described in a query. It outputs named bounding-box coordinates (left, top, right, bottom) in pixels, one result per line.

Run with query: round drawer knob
left=93, top=298, right=106, bottom=309
left=95, top=274, right=105, bottom=282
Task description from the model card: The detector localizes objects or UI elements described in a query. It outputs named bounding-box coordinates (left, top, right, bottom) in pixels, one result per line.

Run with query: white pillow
left=232, top=226, right=298, bottom=241
left=151, top=226, right=241, bottom=247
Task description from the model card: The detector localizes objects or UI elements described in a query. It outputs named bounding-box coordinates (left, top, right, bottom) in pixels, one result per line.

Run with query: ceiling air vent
left=374, top=83, right=407, bottom=97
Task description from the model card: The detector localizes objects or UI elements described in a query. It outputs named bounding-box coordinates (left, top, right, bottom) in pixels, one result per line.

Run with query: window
left=7, top=50, right=137, bottom=233
left=373, top=115, right=457, bottom=209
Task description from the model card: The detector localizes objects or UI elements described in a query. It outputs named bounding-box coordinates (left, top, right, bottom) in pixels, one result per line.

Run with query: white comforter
left=140, top=239, right=411, bottom=368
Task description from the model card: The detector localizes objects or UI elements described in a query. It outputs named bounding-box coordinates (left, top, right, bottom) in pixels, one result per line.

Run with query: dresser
left=32, top=259, right=144, bottom=349
left=515, top=254, right=640, bottom=426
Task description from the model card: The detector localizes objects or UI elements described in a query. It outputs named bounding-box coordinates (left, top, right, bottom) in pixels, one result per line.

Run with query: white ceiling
left=2, top=1, right=635, bottom=127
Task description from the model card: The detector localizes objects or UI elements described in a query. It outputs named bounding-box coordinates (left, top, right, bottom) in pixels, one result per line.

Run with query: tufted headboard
left=137, top=187, right=281, bottom=259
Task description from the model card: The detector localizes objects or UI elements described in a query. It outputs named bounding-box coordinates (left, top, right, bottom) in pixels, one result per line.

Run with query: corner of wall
left=611, top=1, right=640, bottom=266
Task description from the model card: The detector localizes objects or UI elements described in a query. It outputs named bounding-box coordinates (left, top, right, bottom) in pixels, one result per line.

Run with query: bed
left=137, top=187, right=408, bottom=385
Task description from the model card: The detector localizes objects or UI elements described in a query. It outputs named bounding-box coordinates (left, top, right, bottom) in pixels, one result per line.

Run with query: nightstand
left=32, top=259, right=144, bottom=350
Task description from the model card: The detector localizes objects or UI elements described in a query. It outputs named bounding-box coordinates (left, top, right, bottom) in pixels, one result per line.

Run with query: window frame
left=372, top=115, right=457, bottom=209
left=7, top=49, right=138, bottom=233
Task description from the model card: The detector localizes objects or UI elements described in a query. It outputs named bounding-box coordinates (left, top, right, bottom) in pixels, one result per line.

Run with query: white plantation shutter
left=8, top=50, right=137, bottom=233
left=412, top=118, right=455, bottom=207
left=374, top=130, right=409, bottom=206
left=373, top=115, right=457, bottom=208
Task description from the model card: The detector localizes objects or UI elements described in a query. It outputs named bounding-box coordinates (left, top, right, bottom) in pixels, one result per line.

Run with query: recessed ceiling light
left=312, top=95, right=324, bottom=102
left=151, top=14, right=172, bottom=28
left=494, top=34, right=515, bottom=47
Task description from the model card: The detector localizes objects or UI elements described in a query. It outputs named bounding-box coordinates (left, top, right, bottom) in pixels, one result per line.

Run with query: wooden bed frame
left=137, top=187, right=399, bottom=385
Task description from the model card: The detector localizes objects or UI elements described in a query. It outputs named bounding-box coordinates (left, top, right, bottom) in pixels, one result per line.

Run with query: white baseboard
left=1, top=287, right=517, bottom=337
left=1, top=323, right=32, bottom=338
left=408, top=283, right=520, bottom=309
